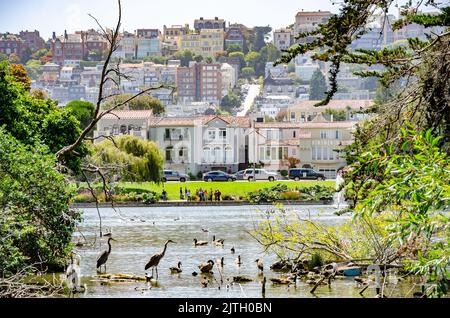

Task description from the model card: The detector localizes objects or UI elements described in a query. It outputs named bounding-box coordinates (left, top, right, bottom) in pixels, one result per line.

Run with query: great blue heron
left=145, top=240, right=176, bottom=279
left=199, top=260, right=215, bottom=273
left=212, top=235, right=225, bottom=247
left=255, top=259, right=264, bottom=272
left=193, top=238, right=208, bottom=246
left=170, top=262, right=182, bottom=274
left=96, top=238, right=116, bottom=273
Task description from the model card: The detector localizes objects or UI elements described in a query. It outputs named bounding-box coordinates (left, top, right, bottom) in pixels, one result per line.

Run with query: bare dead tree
left=54, top=0, right=174, bottom=238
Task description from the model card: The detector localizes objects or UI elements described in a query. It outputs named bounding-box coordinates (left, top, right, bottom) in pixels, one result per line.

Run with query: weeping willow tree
left=90, top=136, right=164, bottom=182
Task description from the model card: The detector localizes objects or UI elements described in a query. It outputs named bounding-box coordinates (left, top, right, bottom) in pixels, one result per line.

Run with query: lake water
left=73, top=205, right=417, bottom=298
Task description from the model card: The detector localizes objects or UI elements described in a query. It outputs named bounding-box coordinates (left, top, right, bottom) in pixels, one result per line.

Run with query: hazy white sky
left=0, top=0, right=342, bottom=39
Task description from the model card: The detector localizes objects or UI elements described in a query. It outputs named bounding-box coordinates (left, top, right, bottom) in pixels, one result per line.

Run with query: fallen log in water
left=95, top=274, right=147, bottom=282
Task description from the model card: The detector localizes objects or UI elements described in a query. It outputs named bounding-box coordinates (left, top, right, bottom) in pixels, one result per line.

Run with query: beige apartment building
left=180, top=29, right=225, bottom=58
left=249, top=121, right=356, bottom=179
left=273, top=28, right=293, bottom=50
left=287, top=100, right=374, bottom=122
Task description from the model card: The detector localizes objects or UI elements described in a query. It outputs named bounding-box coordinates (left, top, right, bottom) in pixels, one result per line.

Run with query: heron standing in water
left=145, top=240, right=176, bottom=280
left=97, top=238, right=116, bottom=273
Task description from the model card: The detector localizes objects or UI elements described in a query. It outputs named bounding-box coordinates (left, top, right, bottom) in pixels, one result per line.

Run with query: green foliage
left=0, top=129, right=81, bottom=276
left=25, top=59, right=43, bottom=81
left=171, top=49, right=204, bottom=67
left=226, top=44, right=243, bottom=54
left=324, top=109, right=347, bottom=121
left=229, top=52, right=246, bottom=69
left=65, top=100, right=96, bottom=129
left=241, top=67, right=256, bottom=79
left=346, top=126, right=450, bottom=297
left=251, top=26, right=272, bottom=52
left=0, top=61, right=88, bottom=174
left=309, top=69, right=327, bottom=100
left=221, top=91, right=241, bottom=111
left=253, top=206, right=394, bottom=263
left=309, top=253, right=324, bottom=269
left=91, top=135, right=164, bottom=182
left=143, top=56, right=168, bottom=65
left=102, top=94, right=165, bottom=114
left=247, top=184, right=334, bottom=203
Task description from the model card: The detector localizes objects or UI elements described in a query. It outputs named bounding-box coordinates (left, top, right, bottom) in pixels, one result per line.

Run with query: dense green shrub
left=0, top=129, right=81, bottom=276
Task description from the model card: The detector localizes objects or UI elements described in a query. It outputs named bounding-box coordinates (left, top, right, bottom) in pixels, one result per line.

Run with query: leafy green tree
left=91, top=136, right=164, bottom=182
left=143, top=56, right=168, bottom=65
left=226, top=44, right=243, bottom=54
left=0, top=61, right=88, bottom=173
left=324, top=109, right=347, bottom=121
left=346, top=127, right=449, bottom=297
left=309, top=69, right=327, bottom=100
left=221, top=91, right=241, bottom=111
left=25, top=59, right=43, bottom=81
left=229, top=51, right=246, bottom=69
left=241, top=67, right=255, bottom=79
left=65, top=100, right=96, bottom=129
left=102, top=94, right=165, bottom=114
left=252, top=26, right=272, bottom=52
left=260, top=44, right=281, bottom=63
left=172, top=49, right=196, bottom=67
left=205, top=57, right=213, bottom=63
left=0, top=128, right=81, bottom=276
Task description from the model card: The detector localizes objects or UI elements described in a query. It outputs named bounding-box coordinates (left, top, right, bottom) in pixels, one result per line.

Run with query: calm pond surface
left=74, top=205, right=417, bottom=298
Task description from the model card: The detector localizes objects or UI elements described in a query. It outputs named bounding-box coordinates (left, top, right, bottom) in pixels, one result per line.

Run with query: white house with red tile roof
left=149, top=116, right=251, bottom=175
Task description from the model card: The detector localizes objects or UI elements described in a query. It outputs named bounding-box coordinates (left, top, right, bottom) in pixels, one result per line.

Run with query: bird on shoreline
left=217, top=257, right=224, bottom=268
left=194, top=238, right=208, bottom=247
left=235, top=255, right=242, bottom=266
left=170, top=262, right=183, bottom=274
left=145, top=240, right=176, bottom=280
left=96, top=238, right=116, bottom=273
left=231, top=246, right=235, bottom=254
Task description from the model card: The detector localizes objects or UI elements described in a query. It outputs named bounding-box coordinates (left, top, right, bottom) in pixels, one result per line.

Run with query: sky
left=0, top=0, right=342, bottom=40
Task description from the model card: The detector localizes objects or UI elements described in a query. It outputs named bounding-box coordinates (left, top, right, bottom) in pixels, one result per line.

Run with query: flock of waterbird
left=96, top=229, right=265, bottom=286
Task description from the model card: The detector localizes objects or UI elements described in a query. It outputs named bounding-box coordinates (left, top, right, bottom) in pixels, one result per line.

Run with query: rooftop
left=101, top=110, right=153, bottom=120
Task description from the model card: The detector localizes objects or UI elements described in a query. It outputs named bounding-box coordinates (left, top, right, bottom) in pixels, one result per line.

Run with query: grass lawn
left=117, top=180, right=336, bottom=201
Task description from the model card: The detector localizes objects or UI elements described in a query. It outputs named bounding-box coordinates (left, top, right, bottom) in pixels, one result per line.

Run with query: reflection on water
left=74, top=205, right=414, bottom=298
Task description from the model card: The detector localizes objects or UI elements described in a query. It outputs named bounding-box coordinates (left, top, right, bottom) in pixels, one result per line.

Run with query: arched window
left=120, top=125, right=127, bottom=134
left=112, top=125, right=119, bottom=135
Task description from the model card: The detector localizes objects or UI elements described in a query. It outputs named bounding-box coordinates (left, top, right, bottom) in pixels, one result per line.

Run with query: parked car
left=289, top=168, right=326, bottom=181
left=203, top=171, right=236, bottom=182
left=243, top=169, right=278, bottom=182
left=162, top=170, right=190, bottom=183
left=233, top=170, right=246, bottom=180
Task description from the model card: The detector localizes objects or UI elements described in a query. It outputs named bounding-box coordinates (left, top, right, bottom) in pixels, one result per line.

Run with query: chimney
left=215, top=17, right=218, bottom=20
left=52, top=32, right=56, bottom=40
left=64, top=30, right=68, bottom=40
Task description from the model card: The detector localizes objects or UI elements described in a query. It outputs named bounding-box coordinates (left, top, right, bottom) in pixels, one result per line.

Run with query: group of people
left=195, top=188, right=222, bottom=202
left=160, top=187, right=223, bottom=202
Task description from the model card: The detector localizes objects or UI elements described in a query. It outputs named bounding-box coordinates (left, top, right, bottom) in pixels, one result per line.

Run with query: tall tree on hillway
left=309, top=69, right=327, bottom=100
left=55, top=0, right=173, bottom=237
